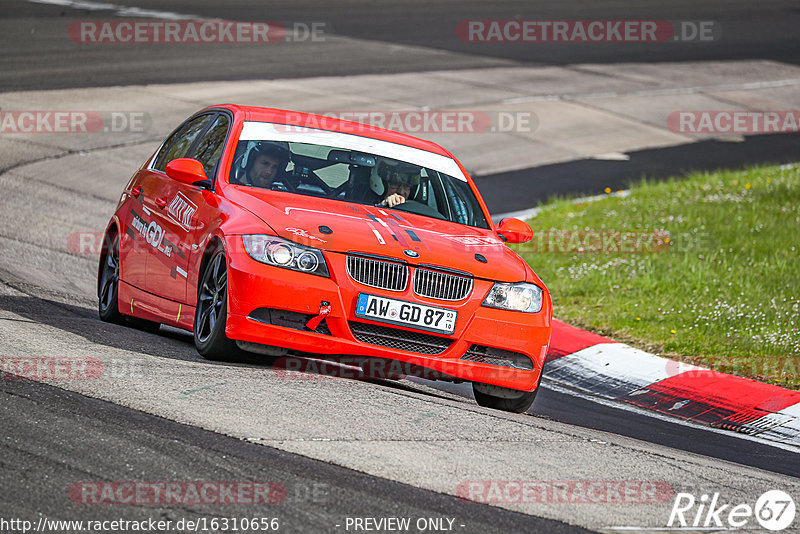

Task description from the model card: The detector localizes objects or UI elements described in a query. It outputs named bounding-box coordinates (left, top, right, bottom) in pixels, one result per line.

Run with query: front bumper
left=224, top=238, right=552, bottom=391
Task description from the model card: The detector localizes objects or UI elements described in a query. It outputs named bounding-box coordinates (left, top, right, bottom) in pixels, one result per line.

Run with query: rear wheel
left=98, top=231, right=161, bottom=331
left=472, top=382, right=540, bottom=413
left=194, top=249, right=238, bottom=360
left=98, top=232, right=123, bottom=324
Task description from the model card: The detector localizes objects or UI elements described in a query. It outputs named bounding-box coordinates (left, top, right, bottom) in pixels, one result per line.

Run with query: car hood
left=225, top=186, right=530, bottom=282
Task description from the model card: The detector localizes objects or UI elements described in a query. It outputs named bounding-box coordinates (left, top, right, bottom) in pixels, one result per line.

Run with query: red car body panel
left=105, top=104, right=552, bottom=391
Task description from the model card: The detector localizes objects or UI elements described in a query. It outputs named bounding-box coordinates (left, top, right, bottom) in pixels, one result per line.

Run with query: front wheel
left=472, top=382, right=539, bottom=413
left=98, top=232, right=123, bottom=323
left=194, top=249, right=238, bottom=360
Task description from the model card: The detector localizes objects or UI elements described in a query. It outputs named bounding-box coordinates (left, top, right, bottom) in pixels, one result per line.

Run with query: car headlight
left=482, top=282, right=543, bottom=313
left=242, top=235, right=329, bottom=277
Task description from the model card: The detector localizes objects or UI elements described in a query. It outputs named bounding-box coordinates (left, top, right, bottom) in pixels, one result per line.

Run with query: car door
left=121, top=118, right=204, bottom=292
left=146, top=112, right=231, bottom=304
left=137, top=113, right=215, bottom=301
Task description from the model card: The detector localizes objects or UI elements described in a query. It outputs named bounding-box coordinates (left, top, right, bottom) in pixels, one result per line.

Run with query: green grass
left=512, top=163, right=800, bottom=390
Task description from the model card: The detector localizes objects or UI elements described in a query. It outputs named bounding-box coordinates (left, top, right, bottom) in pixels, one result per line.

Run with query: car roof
left=202, top=104, right=456, bottom=159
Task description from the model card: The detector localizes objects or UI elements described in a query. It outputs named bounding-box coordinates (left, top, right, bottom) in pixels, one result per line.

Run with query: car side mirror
left=497, top=217, right=533, bottom=244
left=165, top=158, right=210, bottom=187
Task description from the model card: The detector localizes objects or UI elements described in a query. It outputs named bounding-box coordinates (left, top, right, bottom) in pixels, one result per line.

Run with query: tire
left=98, top=231, right=161, bottom=331
left=194, top=248, right=238, bottom=360
left=98, top=231, right=123, bottom=324
left=472, top=381, right=540, bottom=414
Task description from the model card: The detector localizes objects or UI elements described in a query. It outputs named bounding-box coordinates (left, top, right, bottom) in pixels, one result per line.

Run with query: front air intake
left=460, top=345, right=533, bottom=370
left=349, top=321, right=452, bottom=355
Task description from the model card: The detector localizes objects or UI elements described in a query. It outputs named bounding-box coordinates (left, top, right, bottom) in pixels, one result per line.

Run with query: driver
left=241, top=142, right=291, bottom=189
left=377, top=160, right=422, bottom=208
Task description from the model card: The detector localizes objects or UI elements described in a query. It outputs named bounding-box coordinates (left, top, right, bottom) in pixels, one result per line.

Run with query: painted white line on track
left=544, top=343, right=705, bottom=398
left=777, top=402, right=800, bottom=418
left=757, top=401, right=800, bottom=444
left=541, top=379, right=800, bottom=454
left=502, top=78, right=800, bottom=104
left=408, top=375, right=800, bottom=453
left=25, top=0, right=205, bottom=20
left=593, top=152, right=630, bottom=161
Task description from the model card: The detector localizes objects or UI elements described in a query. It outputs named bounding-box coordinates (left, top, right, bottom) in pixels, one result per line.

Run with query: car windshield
left=228, top=138, right=490, bottom=229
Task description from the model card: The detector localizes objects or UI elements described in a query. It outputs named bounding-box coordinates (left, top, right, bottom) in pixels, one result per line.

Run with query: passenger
left=377, top=161, right=422, bottom=208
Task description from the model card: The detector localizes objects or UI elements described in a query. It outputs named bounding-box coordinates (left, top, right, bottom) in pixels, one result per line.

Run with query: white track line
left=408, top=376, right=800, bottom=453
left=25, top=0, right=204, bottom=20
left=502, top=78, right=800, bottom=104
left=541, top=379, right=800, bottom=454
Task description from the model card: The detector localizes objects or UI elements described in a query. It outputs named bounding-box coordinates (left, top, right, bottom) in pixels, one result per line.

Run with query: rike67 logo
left=668, top=490, right=796, bottom=531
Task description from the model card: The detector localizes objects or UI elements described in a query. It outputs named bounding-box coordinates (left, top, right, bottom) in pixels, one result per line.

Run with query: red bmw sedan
left=99, top=105, right=552, bottom=412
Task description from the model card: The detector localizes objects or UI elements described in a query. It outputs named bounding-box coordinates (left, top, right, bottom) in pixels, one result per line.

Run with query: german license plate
left=355, top=293, right=456, bottom=335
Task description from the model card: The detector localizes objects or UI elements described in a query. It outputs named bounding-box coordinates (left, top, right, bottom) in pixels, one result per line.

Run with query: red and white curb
left=546, top=320, right=800, bottom=447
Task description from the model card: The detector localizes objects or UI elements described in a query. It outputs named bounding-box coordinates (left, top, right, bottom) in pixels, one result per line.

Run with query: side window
left=153, top=115, right=213, bottom=172
left=152, top=129, right=182, bottom=171
left=190, top=114, right=230, bottom=177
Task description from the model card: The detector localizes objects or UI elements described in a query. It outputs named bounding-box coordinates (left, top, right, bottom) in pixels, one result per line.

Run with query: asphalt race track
left=1, top=1, right=800, bottom=533
left=3, top=0, right=800, bottom=90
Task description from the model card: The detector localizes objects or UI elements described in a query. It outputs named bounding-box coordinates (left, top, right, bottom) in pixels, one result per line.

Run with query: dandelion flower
left=604, top=187, right=611, bottom=194
left=670, top=329, right=677, bottom=334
